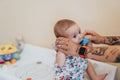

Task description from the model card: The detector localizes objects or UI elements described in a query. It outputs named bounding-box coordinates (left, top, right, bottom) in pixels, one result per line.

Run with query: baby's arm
left=56, top=51, right=66, bottom=67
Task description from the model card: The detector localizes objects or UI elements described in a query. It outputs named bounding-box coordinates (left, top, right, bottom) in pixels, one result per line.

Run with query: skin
left=87, top=46, right=120, bottom=62
left=56, top=30, right=120, bottom=62
left=83, top=30, right=120, bottom=62
left=55, top=25, right=107, bottom=80
left=104, top=36, right=120, bottom=45
left=56, top=24, right=82, bottom=67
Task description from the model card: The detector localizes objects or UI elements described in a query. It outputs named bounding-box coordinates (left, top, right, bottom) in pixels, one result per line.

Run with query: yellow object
left=0, top=44, right=18, bottom=55
left=10, top=59, right=16, bottom=64
left=5, top=61, right=11, bottom=65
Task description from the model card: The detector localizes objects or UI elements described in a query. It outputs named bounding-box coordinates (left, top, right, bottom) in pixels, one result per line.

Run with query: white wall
left=0, top=0, right=120, bottom=49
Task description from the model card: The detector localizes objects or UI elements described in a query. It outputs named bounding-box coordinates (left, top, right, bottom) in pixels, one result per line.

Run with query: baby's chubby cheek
left=78, top=35, right=84, bottom=43
left=71, top=39, right=80, bottom=44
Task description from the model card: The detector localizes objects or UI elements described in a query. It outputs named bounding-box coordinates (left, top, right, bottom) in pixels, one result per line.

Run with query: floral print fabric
left=54, top=56, right=88, bottom=80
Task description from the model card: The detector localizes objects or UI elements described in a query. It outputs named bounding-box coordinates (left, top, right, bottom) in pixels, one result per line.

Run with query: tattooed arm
left=56, top=37, right=120, bottom=62
left=104, top=36, right=120, bottom=45
left=83, top=30, right=120, bottom=45
left=87, top=46, right=120, bottom=62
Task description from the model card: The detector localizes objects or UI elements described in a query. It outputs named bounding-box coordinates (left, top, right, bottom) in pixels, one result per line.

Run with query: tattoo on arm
left=110, top=48, right=119, bottom=55
left=88, top=47, right=108, bottom=56
left=105, top=48, right=119, bottom=60
left=105, top=36, right=120, bottom=45
left=105, top=55, right=109, bottom=60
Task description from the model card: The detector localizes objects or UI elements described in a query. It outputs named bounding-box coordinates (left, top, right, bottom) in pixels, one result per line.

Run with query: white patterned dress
left=54, top=55, right=88, bottom=80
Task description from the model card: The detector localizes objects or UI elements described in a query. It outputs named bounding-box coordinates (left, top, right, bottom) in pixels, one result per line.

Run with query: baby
left=54, top=19, right=107, bottom=80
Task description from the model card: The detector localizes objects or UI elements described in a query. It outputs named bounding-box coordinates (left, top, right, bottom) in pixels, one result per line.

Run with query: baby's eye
left=73, top=35, right=76, bottom=38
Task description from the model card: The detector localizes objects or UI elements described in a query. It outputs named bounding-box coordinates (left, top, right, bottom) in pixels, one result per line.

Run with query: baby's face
left=65, top=24, right=83, bottom=44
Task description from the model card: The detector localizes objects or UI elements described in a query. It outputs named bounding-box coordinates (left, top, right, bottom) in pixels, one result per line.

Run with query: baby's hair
left=54, top=19, right=76, bottom=38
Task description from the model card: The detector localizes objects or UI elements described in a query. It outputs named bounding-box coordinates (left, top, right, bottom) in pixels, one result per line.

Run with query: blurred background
left=0, top=0, right=120, bottom=49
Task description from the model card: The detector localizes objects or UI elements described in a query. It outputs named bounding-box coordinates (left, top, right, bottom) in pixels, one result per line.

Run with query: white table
left=0, top=44, right=118, bottom=80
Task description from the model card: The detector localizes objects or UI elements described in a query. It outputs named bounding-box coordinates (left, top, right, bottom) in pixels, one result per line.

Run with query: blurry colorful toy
left=80, top=38, right=90, bottom=46
left=0, top=44, right=20, bottom=66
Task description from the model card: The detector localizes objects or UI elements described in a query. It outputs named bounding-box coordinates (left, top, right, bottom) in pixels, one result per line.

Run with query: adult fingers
left=56, top=44, right=68, bottom=55
left=56, top=42, right=68, bottom=50
left=56, top=37, right=69, bottom=45
left=84, top=35, right=92, bottom=40
left=83, top=30, right=96, bottom=36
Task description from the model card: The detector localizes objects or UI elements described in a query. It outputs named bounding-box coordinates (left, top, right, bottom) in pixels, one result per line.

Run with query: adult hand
left=83, top=30, right=105, bottom=44
left=55, top=37, right=80, bottom=56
